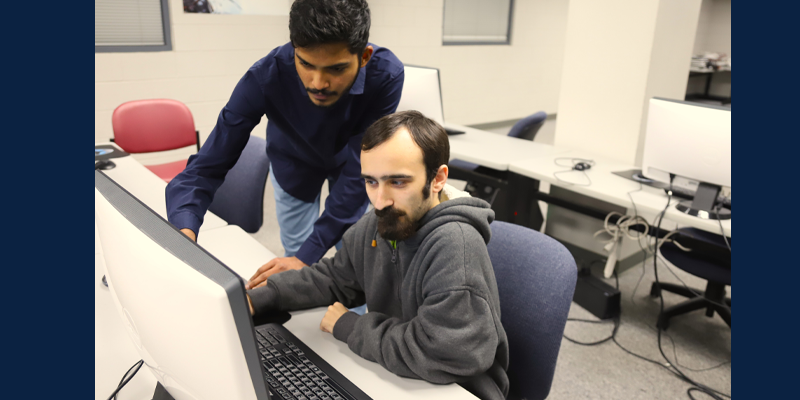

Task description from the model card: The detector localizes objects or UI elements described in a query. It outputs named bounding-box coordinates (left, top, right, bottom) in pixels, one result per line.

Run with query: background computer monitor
left=95, top=171, right=270, bottom=400
left=396, top=65, right=445, bottom=125
left=641, top=97, right=731, bottom=219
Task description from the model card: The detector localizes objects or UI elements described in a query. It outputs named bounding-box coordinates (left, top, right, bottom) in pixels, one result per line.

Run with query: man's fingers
left=250, top=258, right=278, bottom=281
left=248, top=271, right=272, bottom=289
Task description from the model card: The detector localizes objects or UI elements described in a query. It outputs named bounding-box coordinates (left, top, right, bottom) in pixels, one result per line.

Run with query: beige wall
left=554, top=0, right=701, bottom=166
left=636, top=0, right=703, bottom=165
left=95, top=0, right=289, bottom=153
left=95, top=0, right=570, bottom=160
left=693, top=0, right=731, bottom=56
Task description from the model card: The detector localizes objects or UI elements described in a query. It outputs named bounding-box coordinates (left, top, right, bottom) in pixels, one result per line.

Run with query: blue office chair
left=650, top=227, right=731, bottom=330
left=208, top=136, right=270, bottom=233
left=450, top=112, right=547, bottom=204
left=449, top=111, right=547, bottom=173
left=487, top=221, right=577, bottom=400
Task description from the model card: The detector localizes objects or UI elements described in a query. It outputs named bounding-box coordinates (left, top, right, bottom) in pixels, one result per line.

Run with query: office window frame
left=442, top=0, right=515, bottom=46
left=95, top=0, right=173, bottom=53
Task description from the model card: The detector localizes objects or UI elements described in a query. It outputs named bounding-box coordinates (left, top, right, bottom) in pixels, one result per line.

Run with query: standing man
left=166, top=0, right=404, bottom=281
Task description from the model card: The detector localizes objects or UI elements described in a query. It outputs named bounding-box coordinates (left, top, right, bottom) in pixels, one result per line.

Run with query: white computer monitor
left=641, top=98, right=731, bottom=219
left=95, top=171, right=270, bottom=400
left=396, top=65, right=445, bottom=125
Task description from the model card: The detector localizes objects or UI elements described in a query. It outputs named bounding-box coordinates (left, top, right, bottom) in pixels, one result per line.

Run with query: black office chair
left=650, top=227, right=731, bottom=330
left=208, top=136, right=270, bottom=233
left=450, top=112, right=547, bottom=205
left=487, top=221, right=577, bottom=400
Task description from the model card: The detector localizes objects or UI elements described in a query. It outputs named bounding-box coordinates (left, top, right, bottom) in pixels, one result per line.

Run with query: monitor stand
left=675, top=182, right=731, bottom=220
left=153, top=382, right=175, bottom=400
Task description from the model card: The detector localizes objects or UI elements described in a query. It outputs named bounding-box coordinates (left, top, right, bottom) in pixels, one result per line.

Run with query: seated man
left=246, top=110, right=509, bottom=400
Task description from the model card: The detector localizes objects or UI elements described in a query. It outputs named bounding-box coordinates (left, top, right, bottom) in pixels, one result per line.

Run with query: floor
left=246, top=106, right=731, bottom=399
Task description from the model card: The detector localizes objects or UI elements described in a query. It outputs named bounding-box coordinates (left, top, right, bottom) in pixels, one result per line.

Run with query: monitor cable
left=651, top=179, right=731, bottom=400
left=106, top=359, right=144, bottom=400
left=714, top=193, right=731, bottom=252
left=563, top=261, right=620, bottom=346
left=567, top=179, right=731, bottom=399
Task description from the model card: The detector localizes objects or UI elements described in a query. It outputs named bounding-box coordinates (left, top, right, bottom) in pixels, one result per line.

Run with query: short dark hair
left=362, top=111, right=450, bottom=196
left=289, top=0, right=371, bottom=55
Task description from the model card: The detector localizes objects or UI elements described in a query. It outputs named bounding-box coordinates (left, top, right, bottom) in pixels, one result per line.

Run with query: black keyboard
left=255, top=324, right=373, bottom=400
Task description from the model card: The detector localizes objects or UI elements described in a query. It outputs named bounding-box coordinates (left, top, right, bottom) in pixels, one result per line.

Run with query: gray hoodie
left=249, top=191, right=510, bottom=400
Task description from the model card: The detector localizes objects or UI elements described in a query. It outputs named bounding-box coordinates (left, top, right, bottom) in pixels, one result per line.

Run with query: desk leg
left=704, top=72, right=713, bottom=98
left=506, top=172, right=544, bottom=231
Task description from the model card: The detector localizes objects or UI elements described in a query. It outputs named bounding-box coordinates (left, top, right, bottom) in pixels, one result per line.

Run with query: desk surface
left=445, top=122, right=571, bottom=171
left=95, top=225, right=475, bottom=400
left=96, top=143, right=227, bottom=232
left=509, top=150, right=731, bottom=237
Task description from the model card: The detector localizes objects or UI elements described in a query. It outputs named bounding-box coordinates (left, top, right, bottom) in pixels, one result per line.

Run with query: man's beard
left=375, top=180, right=436, bottom=241
left=375, top=205, right=422, bottom=241
left=305, top=68, right=360, bottom=108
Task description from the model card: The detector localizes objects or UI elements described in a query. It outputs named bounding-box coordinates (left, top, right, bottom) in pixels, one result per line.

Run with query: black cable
left=714, top=193, right=731, bottom=252
left=563, top=317, right=620, bottom=346
left=564, top=181, right=731, bottom=398
left=624, top=182, right=731, bottom=374
left=660, top=330, right=731, bottom=373
left=107, top=359, right=144, bottom=400
left=564, top=267, right=619, bottom=346
left=653, top=179, right=730, bottom=400
left=656, top=253, right=731, bottom=310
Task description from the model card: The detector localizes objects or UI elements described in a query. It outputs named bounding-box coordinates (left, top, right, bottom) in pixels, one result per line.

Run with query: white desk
left=444, top=122, right=571, bottom=171
left=96, top=143, right=227, bottom=232
left=508, top=150, right=731, bottom=237
left=95, top=225, right=475, bottom=400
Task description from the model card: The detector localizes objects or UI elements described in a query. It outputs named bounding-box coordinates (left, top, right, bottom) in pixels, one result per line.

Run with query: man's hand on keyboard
left=320, top=302, right=348, bottom=334
left=180, top=228, right=197, bottom=241
left=247, top=256, right=307, bottom=289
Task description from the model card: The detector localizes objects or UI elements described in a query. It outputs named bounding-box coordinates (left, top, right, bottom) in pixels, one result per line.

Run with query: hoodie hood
left=404, top=193, right=495, bottom=249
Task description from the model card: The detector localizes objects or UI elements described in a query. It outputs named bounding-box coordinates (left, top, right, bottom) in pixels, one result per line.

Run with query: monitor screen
left=95, top=170, right=270, bottom=400
left=396, top=65, right=445, bottom=125
left=641, top=98, right=731, bottom=189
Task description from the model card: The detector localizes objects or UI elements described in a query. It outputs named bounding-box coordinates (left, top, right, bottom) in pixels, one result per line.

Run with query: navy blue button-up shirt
left=166, top=42, right=404, bottom=264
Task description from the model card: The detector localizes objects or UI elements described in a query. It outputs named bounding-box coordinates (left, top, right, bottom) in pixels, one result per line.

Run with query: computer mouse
left=574, top=162, right=591, bottom=171
left=95, top=159, right=116, bottom=170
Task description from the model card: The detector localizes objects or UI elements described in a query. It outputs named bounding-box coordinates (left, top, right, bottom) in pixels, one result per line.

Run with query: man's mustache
left=375, top=206, right=406, bottom=218
left=306, top=87, right=338, bottom=96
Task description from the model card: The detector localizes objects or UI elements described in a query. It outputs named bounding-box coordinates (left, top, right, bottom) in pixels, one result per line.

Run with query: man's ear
left=360, top=45, right=374, bottom=68
left=431, top=165, right=449, bottom=196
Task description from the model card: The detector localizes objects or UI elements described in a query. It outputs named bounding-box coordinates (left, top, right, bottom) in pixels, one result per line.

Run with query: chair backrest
left=112, top=99, right=197, bottom=154
left=508, top=111, right=547, bottom=141
left=208, top=136, right=270, bottom=233
left=487, top=221, right=577, bottom=400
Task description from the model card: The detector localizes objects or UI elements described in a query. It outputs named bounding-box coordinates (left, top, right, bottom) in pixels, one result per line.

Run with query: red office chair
left=111, top=99, right=200, bottom=182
